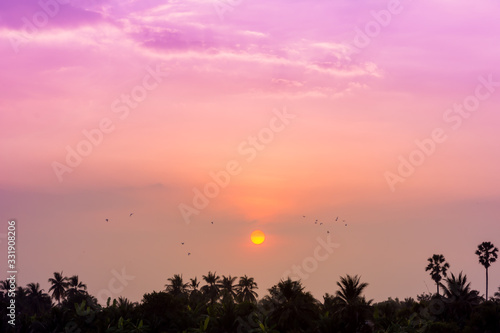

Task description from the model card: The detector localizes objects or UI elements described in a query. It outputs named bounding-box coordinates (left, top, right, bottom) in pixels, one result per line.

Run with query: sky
left=1, top=0, right=500, bottom=305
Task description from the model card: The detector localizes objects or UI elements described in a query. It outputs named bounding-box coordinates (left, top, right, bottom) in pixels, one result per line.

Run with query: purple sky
left=1, top=0, right=500, bottom=304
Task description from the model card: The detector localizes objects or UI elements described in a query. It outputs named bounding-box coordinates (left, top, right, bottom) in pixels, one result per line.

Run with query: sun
left=251, top=230, right=266, bottom=245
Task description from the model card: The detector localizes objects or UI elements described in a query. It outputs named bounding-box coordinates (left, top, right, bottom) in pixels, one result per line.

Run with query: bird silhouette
left=211, top=221, right=214, bottom=224
left=345, top=224, right=347, bottom=226
left=335, top=217, right=338, bottom=221
left=181, top=242, right=184, bottom=245
left=105, top=219, right=109, bottom=222
left=327, top=231, right=330, bottom=233
left=320, top=223, right=323, bottom=225
left=188, top=253, right=191, bottom=256
left=129, top=213, right=133, bottom=217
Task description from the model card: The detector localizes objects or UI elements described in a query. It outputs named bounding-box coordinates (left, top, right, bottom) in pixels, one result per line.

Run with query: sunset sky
left=1, top=0, right=500, bottom=304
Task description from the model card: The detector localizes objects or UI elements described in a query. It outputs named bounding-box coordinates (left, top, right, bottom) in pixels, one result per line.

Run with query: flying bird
left=105, top=219, right=109, bottom=222
left=320, top=223, right=323, bottom=225
left=181, top=242, right=184, bottom=245
left=327, top=231, right=330, bottom=234
left=335, top=217, right=338, bottom=221
left=188, top=253, right=191, bottom=256
left=129, top=213, right=133, bottom=217
left=211, top=221, right=214, bottom=224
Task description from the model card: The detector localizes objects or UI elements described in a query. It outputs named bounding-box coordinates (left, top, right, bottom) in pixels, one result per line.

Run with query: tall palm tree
left=48, top=271, right=69, bottom=304
left=219, top=275, right=238, bottom=301
left=237, top=275, right=258, bottom=303
left=165, top=274, right=189, bottom=296
left=201, top=271, right=220, bottom=305
left=67, top=275, right=87, bottom=298
left=475, top=241, right=498, bottom=301
left=335, top=274, right=370, bottom=305
left=425, top=254, right=450, bottom=296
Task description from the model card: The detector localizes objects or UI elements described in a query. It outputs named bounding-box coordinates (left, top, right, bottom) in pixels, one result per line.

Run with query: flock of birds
left=302, top=215, right=348, bottom=235
left=104, top=213, right=348, bottom=257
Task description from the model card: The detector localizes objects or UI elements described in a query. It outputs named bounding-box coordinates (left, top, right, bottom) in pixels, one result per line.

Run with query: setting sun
left=250, top=230, right=266, bottom=245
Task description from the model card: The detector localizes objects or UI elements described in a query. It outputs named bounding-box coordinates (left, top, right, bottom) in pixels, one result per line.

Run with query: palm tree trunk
left=436, top=282, right=439, bottom=296
left=486, top=267, right=489, bottom=301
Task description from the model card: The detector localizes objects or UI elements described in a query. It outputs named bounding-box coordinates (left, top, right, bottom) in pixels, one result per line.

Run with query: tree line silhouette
left=1, top=241, right=499, bottom=332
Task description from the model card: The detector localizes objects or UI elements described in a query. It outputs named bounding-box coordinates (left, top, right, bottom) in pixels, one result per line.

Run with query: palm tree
left=165, top=274, right=189, bottom=297
left=263, top=278, right=319, bottom=332
left=219, top=275, right=238, bottom=301
left=439, top=272, right=480, bottom=322
left=333, top=274, right=373, bottom=332
left=237, top=275, right=258, bottom=303
left=201, top=271, right=221, bottom=305
left=335, top=274, right=370, bottom=305
left=425, top=254, right=450, bottom=296
left=475, top=241, right=498, bottom=301
left=189, top=277, right=200, bottom=292
left=494, top=286, right=500, bottom=302
left=67, top=275, right=87, bottom=298
left=0, top=280, right=10, bottom=298
left=26, top=282, right=52, bottom=315
left=115, top=296, right=139, bottom=318
left=48, top=271, right=69, bottom=304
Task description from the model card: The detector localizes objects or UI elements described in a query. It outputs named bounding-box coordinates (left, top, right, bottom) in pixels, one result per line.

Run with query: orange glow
left=250, top=230, right=266, bottom=245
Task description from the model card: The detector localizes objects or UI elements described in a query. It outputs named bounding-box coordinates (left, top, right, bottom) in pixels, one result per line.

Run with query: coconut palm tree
left=189, top=277, right=200, bottom=292
left=66, top=275, right=87, bottom=298
left=219, top=275, right=238, bottom=301
left=333, top=274, right=373, bottom=332
left=201, top=271, right=221, bottom=305
left=335, top=274, right=370, bottom=306
left=165, top=274, right=189, bottom=297
left=263, top=278, right=319, bottom=332
left=475, top=241, right=498, bottom=301
left=426, top=254, right=450, bottom=296
left=237, top=275, right=258, bottom=303
left=48, top=271, right=69, bottom=304
left=26, top=282, right=52, bottom=315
